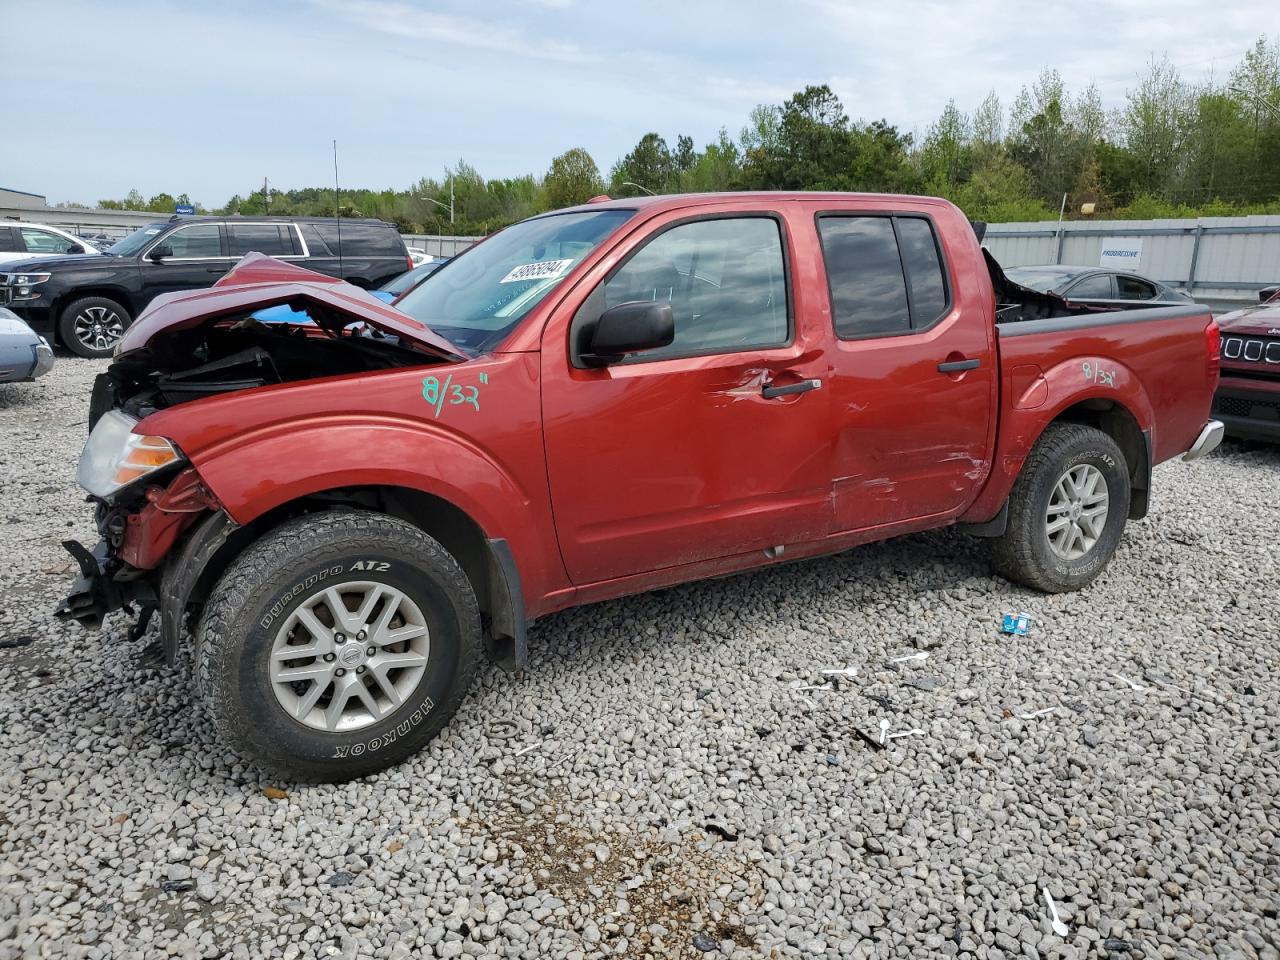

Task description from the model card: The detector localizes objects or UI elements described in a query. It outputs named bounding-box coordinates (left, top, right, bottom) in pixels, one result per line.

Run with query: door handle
left=937, top=358, right=980, bottom=373
left=206, top=266, right=227, bottom=273
left=762, top=378, right=822, bottom=400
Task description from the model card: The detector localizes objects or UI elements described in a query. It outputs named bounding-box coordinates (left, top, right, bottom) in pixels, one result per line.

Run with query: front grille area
left=1221, top=335, right=1280, bottom=365
left=1215, top=394, right=1280, bottom=421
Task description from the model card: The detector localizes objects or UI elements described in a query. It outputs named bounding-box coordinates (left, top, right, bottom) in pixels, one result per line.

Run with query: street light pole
left=622, top=181, right=655, bottom=196
left=418, top=194, right=454, bottom=222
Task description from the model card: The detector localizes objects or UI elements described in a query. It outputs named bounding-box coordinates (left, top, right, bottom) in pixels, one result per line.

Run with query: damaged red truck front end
left=57, top=253, right=466, bottom=652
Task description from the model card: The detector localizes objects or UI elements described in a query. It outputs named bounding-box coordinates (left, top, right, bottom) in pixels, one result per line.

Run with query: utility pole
left=419, top=172, right=455, bottom=225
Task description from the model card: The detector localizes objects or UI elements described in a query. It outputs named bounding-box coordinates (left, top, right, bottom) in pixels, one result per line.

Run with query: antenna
left=333, top=139, right=344, bottom=277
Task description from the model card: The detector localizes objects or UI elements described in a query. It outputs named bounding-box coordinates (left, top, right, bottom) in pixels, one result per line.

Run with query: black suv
left=0, top=216, right=412, bottom=357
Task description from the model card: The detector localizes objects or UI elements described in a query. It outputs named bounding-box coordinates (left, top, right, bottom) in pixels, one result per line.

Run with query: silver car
left=0, top=306, right=55, bottom=382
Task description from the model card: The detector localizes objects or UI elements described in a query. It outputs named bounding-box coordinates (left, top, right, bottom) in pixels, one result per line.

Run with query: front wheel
left=196, top=510, right=481, bottom=781
left=58, top=296, right=132, bottom=358
left=992, top=423, right=1130, bottom=593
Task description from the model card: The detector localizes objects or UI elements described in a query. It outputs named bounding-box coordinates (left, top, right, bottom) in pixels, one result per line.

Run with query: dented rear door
left=817, top=202, right=997, bottom=530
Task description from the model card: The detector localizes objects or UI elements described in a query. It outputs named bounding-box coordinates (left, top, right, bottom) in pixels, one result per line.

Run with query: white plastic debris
left=885, top=728, right=926, bottom=741
left=878, top=718, right=891, bottom=745
left=1018, top=707, right=1057, bottom=720
left=889, top=652, right=928, bottom=664
left=1110, top=673, right=1145, bottom=691
left=1042, top=888, right=1070, bottom=937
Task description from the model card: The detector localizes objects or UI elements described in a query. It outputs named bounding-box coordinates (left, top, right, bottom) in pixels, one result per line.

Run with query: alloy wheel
left=269, top=581, right=431, bottom=732
left=73, top=306, right=124, bottom=353
left=1045, top=463, right=1109, bottom=561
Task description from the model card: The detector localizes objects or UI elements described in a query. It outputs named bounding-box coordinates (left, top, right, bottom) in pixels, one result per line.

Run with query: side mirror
left=148, top=244, right=173, bottom=262
left=582, top=301, right=674, bottom=366
left=68, top=243, right=85, bottom=255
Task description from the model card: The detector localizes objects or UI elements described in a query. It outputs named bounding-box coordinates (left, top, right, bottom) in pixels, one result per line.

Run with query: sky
left=3, top=0, right=1273, bottom=207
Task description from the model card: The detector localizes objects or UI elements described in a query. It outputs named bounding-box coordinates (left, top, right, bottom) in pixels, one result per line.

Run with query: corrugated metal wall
left=983, top=215, right=1280, bottom=302
left=400, top=234, right=480, bottom=258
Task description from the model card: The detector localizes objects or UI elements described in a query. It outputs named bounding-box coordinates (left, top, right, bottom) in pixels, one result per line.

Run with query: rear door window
left=1065, top=274, right=1114, bottom=299
left=299, top=223, right=333, bottom=256
left=228, top=224, right=297, bottom=257
left=0, top=227, right=21, bottom=253
left=818, top=214, right=950, bottom=338
left=895, top=217, right=949, bottom=325
left=1116, top=275, right=1157, bottom=300
left=163, top=223, right=223, bottom=258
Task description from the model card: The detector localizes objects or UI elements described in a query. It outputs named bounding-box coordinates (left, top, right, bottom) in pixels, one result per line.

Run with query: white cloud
left=310, top=0, right=592, bottom=64
left=5, top=0, right=1276, bottom=205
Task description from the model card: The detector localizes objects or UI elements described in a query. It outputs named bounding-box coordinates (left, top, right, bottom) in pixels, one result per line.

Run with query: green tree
left=611, top=133, right=674, bottom=194
left=1120, top=56, right=1190, bottom=197
left=544, top=147, right=603, bottom=209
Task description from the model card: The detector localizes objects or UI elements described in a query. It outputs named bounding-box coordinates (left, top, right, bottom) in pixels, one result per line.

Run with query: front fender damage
left=158, top=510, right=240, bottom=663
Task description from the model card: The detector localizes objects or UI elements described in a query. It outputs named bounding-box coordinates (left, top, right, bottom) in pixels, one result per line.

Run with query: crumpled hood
left=116, top=253, right=464, bottom=360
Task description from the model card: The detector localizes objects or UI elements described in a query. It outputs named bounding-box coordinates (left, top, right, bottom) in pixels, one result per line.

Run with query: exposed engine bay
left=95, top=309, right=443, bottom=424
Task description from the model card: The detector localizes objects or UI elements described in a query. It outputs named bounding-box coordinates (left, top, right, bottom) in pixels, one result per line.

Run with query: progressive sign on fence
left=1099, top=238, right=1143, bottom=269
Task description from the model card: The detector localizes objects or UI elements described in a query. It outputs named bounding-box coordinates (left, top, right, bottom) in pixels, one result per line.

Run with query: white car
left=407, top=248, right=436, bottom=267
left=0, top=222, right=102, bottom=265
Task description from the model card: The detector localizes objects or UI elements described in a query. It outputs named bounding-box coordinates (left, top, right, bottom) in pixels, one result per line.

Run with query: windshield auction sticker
left=499, top=259, right=574, bottom=284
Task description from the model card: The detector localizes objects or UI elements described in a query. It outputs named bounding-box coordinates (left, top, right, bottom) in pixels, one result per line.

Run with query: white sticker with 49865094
left=499, top=259, right=574, bottom=284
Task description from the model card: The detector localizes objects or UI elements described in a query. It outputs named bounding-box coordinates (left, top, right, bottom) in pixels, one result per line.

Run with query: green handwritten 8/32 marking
left=423, top=374, right=484, bottom=417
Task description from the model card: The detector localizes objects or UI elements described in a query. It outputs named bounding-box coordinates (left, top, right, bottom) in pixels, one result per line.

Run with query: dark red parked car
left=1213, top=287, right=1280, bottom=441
left=57, top=193, right=1223, bottom=780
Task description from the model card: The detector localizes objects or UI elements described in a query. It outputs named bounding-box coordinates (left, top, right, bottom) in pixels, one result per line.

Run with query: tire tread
left=992, top=422, right=1128, bottom=593
left=195, top=509, right=481, bottom=781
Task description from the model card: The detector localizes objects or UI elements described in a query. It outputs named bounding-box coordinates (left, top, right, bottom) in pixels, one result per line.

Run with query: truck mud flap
left=484, top=537, right=528, bottom=673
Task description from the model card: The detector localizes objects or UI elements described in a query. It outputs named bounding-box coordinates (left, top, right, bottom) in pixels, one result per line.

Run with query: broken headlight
left=77, top=409, right=184, bottom=498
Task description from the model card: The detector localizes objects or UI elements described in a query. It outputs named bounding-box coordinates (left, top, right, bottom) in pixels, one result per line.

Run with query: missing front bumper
left=54, top=540, right=125, bottom=630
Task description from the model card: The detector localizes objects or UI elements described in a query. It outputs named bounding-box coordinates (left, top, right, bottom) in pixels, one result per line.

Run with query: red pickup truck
left=57, top=193, right=1224, bottom=780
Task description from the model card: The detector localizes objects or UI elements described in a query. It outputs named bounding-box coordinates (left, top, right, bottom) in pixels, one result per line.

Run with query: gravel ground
left=1, top=357, right=1278, bottom=960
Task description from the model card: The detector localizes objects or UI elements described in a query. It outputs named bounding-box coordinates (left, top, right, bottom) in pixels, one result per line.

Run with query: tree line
left=85, top=37, right=1280, bottom=234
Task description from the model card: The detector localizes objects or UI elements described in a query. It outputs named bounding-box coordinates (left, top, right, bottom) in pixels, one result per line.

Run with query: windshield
left=1004, top=267, right=1081, bottom=293
left=381, top=259, right=444, bottom=296
left=107, top=224, right=168, bottom=257
left=395, top=209, right=634, bottom=353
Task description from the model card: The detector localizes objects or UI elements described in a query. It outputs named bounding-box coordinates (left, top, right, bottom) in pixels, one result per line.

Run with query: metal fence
left=401, top=234, right=480, bottom=258
left=983, top=215, right=1280, bottom=303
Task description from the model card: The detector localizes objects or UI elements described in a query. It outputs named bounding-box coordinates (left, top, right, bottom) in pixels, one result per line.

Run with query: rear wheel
left=58, top=296, right=131, bottom=358
left=196, top=510, right=481, bottom=781
left=992, top=423, right=1130, bottom=593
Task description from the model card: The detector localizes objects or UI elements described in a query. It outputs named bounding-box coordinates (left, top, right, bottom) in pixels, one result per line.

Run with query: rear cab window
left=817, top=213, right=951, bottom=338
